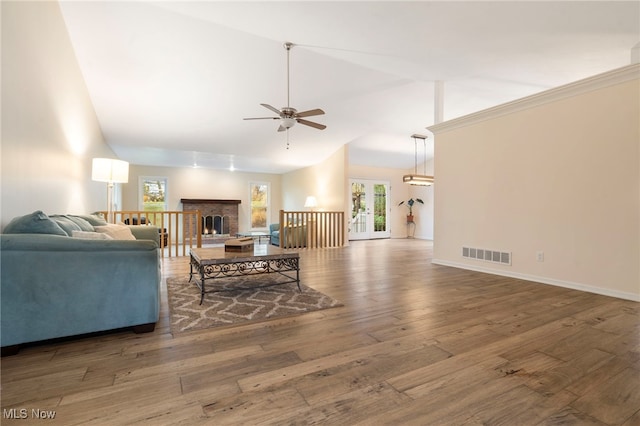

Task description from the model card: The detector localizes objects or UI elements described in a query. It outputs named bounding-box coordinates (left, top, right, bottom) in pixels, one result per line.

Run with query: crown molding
left=428, top=64, right=640, bottom=134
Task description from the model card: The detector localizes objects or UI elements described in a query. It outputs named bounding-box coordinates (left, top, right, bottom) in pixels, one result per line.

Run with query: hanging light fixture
left=403, top=134, right=434, bottom=186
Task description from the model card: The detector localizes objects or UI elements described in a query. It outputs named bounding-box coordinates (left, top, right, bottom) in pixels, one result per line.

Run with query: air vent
left=462, top=246, right=511, bottom=265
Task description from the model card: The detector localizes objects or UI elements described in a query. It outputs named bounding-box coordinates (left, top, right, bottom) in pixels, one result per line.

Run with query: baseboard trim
left=431, top=258, right=640, bottom=302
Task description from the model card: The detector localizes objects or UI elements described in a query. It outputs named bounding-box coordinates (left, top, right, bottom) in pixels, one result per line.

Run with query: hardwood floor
left=2, top=239, right=639, bottom=425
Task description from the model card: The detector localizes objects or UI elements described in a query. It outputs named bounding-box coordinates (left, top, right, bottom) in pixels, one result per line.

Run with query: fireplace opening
left=202, top=215, right=230, bottom=236
left=181, top=199, right=241, bottom=239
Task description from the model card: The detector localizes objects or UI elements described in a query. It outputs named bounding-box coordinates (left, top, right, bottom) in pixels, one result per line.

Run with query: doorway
left=349, top=179, right=390, bottom=240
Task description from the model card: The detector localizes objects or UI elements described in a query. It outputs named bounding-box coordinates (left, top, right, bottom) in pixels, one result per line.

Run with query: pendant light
left=403, top=134, right=434, bottom=186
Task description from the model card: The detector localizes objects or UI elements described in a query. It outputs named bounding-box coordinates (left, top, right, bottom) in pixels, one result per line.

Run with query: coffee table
left=189, top=245, right=300, bottom=304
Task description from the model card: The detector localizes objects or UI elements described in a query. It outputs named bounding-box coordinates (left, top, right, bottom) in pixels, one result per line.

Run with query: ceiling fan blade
left=260, top=103, right=282, bottom=115
left=243, top=117, right=279, bottom=120
left=295, top=108, right=325, bottom=118
left=277, top=124, right=287, bottom=132
left=297, top=118, right=326, bottom=130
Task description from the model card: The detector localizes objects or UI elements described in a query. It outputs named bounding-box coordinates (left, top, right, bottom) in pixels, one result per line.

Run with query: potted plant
left=398, top=198, right=424, bottom=223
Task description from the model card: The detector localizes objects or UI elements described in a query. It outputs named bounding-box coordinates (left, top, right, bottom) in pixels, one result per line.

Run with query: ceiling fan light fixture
left=282, top=117, right=296, bottom=129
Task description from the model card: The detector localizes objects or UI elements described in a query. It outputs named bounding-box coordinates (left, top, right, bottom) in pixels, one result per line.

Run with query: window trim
left=138, top=176, right=168, bottom=211
left=249, top=181, right=270, bottom=231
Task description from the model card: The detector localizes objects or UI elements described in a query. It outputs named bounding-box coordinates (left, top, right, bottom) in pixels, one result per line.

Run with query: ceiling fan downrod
left=284, top=42, right=293, bottom=109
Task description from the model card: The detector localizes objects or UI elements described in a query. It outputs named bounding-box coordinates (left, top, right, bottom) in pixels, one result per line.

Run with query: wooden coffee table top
left=190, top=245, right=299, bottom=266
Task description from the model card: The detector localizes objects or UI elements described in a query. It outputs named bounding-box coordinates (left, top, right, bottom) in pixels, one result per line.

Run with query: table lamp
left=304, top=196, right=318, bottom=211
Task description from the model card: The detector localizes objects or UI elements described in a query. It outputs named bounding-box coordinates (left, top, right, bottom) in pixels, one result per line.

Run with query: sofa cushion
left=66, top=215, right=95, bottom=231
left=50, top=215, right=83, bottom=236
left=71, top=230, right=113, bottom=240
left=73, top=213, right=108, bottom=227
left=3, top=211, right=67, bottom=236
left=94, top=224, right=136, bottom=240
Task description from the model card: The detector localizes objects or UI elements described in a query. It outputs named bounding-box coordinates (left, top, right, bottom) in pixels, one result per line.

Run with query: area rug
left=166, top=275, right=342, bottom=333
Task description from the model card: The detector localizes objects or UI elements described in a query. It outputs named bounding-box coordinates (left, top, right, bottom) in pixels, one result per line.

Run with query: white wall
left=122, top=165, right=282, bottom=233
left=431, top=65, right=640, bottom=301
left=1, top=1, right=113, bottom=228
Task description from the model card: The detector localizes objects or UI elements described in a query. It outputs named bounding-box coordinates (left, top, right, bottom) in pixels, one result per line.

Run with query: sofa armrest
left=128, top=225, right=160, bottom=245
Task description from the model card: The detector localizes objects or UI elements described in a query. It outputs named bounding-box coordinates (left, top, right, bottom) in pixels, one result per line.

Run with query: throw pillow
left=49, top=215, right=83, bottom=236
left=3, top=211, right=67, bottom=236
left=66, top=215, right=95, bottom=231
left=74, top=213, right=108, bottom=227
left=71, top=230, right=114, bottom=240
left=94, top=224, right=136, bottom=240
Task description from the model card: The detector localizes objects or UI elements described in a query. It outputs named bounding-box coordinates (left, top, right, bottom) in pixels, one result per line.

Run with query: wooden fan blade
left=244, top=117, right=279, bottom=120
left=297, top=118, right=326, bottom=130
left=260, top=103, right=282, bottom=115
left=295, top=108, right=325, bottom=118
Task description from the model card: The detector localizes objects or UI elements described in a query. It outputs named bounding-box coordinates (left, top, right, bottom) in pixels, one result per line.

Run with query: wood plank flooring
left=2, top=239, right=639, bottom=425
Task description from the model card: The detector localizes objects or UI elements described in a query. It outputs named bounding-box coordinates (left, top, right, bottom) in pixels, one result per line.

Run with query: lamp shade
left=92, top=158, right=129, bottom=183
left=304, top=196, right=318, bottom=209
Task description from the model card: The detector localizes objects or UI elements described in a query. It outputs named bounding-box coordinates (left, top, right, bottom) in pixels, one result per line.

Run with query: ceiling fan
left=244, top=42, right=326, bottom=132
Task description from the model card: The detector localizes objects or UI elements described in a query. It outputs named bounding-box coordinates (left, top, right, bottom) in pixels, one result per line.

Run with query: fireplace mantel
left=180, top=199, right=241, bottom=205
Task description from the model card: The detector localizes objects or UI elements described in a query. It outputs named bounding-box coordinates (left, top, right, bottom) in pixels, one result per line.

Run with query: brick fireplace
left=180, top=199, right=241, bottom=238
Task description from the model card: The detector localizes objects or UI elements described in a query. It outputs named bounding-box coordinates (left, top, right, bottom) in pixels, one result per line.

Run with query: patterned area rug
left=166, top=275, right=342, bottom=333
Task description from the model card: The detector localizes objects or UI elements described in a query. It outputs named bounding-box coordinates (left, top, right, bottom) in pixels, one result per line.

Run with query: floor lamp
left=92, top=158, right=129, bottom=223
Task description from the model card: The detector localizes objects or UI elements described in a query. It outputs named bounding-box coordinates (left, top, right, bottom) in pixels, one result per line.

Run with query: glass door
left=349, top=179, right=390, bottom=240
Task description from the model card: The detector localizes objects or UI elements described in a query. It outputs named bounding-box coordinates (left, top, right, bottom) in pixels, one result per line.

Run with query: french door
left=349, top=179, right=390, bottom=240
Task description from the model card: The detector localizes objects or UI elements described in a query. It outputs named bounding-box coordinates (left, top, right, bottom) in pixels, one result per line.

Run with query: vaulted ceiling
left=58, top=1, right=639, bottom=174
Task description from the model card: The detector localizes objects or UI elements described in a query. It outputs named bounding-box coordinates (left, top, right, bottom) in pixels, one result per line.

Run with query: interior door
left=349, top=179, right=390, bottom=240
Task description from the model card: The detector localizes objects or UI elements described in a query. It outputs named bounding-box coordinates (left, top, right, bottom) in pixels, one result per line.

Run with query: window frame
left=249, top=181, right=270, bottom=231
left=138, top=176, right=168, bottom=212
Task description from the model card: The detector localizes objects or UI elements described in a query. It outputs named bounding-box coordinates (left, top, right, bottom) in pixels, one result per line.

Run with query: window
left=139, top=177, right=168, bottom=211
left=373, top=183, right=387, bottom=232
left=250, top=182, right=269, bottom=230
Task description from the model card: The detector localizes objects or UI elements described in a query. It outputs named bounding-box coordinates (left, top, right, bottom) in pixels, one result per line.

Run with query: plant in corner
left=398, top=198, right=424, bottom=223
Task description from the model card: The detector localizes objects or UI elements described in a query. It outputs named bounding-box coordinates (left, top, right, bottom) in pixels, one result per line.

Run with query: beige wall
left=280, top=145, right=349, bottom=242
left=122, top=165, right=282, bottom=233
left=431, top=67, right=639, bottom=301
left=1, top=1, right=114, bottom=228
left=282, top=145, right=348, bottom=212
left=348, top=162, right=434, bottom=239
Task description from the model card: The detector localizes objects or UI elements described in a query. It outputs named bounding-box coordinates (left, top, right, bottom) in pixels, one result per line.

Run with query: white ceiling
left=58, top=1, right=640, bottom=174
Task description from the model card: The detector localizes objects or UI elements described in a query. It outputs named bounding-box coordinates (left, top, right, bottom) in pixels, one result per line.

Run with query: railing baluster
left=276, top=210, right=344, bottom=249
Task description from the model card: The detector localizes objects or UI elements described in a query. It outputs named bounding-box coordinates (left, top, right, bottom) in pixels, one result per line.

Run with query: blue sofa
left=1, top=211, right=161, bottom=355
